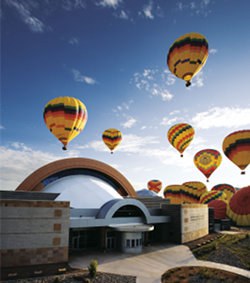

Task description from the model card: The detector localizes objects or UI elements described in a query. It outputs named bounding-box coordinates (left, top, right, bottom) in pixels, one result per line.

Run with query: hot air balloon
left=43, top=96, right=88, bottom=150
left=167, top=123, right=195, bottom=157
left=147, top=179, right=162, bottom=193
left=167, top=32, right=209, bottom=87
left=194, top=149, right=222, bottom=182
left=182, top=181, right=207, bottom=203
left=227, top=186, right=250, bottom=226
left=208, top=200, right=227, bottom=220
left=211, top=184, right=236, bottom=202
left=222, top=130, right=250, bottom=174
left=199, top=190, right=227, bottom=204
left=163, top=185, right=183, bottom=204
left=102, top=128, right=122, bottom=154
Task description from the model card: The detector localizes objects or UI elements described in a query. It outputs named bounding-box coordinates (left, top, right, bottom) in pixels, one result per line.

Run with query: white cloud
left=69, top=37, right=79, bottom=45
left=112, top=100, right=134, bottom=115
left=160, top=117, right=179, bottom=126
left=192, top=107, right=250, bottom=129
left=209, top=48, right=218, bottom=55
left=0, top=124, right=5, bottom=130
left=72, top=69, right=97, bottom=85
left=62, top=0, right=85, bottom=10
left=176, top=0, right=212, bottom=16
left=97, top=0, right=122, bottom=8
left=133, top=68, right=175, bottom=101
left=5, top=0, right=45, bottom=32
left=190, top=71, right=204, bottom=88
left=0, top=143, right=60, bottom=191
left=121, top=117, right=137, bottom=129
left=142, top=2, right=154, bottom=19
left=117, top=10, right=129, bottom=20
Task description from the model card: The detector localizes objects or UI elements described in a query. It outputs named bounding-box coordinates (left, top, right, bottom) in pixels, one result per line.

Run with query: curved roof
left=43, top=175, right=123, bottom=208
left=16, top=157, right=137, bottom=197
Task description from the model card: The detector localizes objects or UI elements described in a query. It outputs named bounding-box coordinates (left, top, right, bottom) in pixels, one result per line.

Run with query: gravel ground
left=2, top=271, right=136, bottom=283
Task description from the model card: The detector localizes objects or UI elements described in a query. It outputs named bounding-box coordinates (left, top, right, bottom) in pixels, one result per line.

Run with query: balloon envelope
left=194, top=149, right=222, bottom=181
left=222, top=130, right=250, bottom=174
left=200, top=190, right=227, bottom=204
left=167, top=123, right=195, bottom=157
left=182, top=181, right=207, bottom=203
left=147, top=180, right=162, bottom=193
left=163, top=185, right=183, bottom=204
left=167, top=32, right=209, bottom=87
left=102, top=128, right=122, bottom=153
left=43, top=96, right=88, bottom=150
left=211, top=184, right=236, bottom=202
left=208, top=200, right=227, bottom=220
left=227, top=186, right=250, bottom=226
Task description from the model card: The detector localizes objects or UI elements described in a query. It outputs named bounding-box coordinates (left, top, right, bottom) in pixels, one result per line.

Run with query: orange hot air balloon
left=102, top=128, right=122, bottom=154
left=167, top=123, right=195, bottom=157
left=163, top=185, right=183, bottom=204
left=222, top=130, right=250, bottom=174
left=43, top=96, right=88, bottom=150
left=194, top=149, right=222, bottom=182
left=182, top=181, right=207, bottom=203
left=167, top=32, right=209, bottom=87
left=147, top=180, right=162, bottom=193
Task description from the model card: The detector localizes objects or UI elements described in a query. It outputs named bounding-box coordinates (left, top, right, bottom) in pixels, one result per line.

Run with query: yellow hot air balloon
left=222, top=130, right=250, bottom=174
left=163, top=185, right=183, bottom=204
left=167, top=123, right=195, bottom=157
left=194, top=149, right=222, bottom=182
left=167, top=32, right=209, bottom=87
left=182, top=181, right=207, bottom=203
left=102, top=128, right=122, bottom=154
left=43, top=96, right=88, bottom=150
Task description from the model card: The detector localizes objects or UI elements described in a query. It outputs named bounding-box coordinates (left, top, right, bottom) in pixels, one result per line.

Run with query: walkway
left=69, top=244, right=250, bottom=283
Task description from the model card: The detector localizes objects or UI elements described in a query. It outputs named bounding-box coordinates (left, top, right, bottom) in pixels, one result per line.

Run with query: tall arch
left=16, top=158, right=137, bottom=197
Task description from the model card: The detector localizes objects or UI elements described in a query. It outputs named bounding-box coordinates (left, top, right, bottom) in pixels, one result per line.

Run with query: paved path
left=69, top=244, right=250, bottom=283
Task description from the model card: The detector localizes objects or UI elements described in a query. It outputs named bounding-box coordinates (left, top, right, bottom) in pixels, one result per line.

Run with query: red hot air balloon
left=194, top=149, right=222, bottom=182
left=147, top=180, right=162, bottom=193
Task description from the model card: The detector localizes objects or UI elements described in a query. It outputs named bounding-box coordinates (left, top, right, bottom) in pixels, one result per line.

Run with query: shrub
left=88, top=259, right=98, bottom=279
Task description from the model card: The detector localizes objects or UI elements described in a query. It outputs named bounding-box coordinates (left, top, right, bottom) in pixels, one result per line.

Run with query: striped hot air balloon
left=194, top=149, right=222, bottom=182
left=227, top=186, right=250, bottom=226
left=167, top=123, right=195, bottom=157
left=163, top=185, right=183, bottom=204
left=200, top=190, right=227, bottom=204
left=211, top=184, right=236, bottom=202
left=182, top=181, right=207, bottom=203
left=147, top=179, right=162, bottom=193
left=102, top=128, right=122, bottom=154
left=43, top=96, right=88, bottom=150
left=222, top=130, right=250, bottom=174
left=167, top=32, right=209, bottom=87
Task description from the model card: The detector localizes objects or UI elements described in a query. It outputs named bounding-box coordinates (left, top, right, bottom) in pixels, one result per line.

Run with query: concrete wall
left=162, top=204, right=208, bottom=244
left=0, top=199, right=70, bottom=268
left=181, top=204, right=208, bottom=243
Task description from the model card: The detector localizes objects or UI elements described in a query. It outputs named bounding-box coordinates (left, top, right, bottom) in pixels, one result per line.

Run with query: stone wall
left=0, top=199, right=70, bottom=269
left=162, top=204, right=208, bottom=243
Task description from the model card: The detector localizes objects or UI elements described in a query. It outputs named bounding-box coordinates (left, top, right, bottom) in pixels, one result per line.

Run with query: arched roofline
left=97, top=198, right=151, bottom=223
left=16, top=158, right=137, bottom=197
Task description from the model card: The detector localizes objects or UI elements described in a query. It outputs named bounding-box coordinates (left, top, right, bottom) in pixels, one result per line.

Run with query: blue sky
left=1, top=0, right=250, bottom=193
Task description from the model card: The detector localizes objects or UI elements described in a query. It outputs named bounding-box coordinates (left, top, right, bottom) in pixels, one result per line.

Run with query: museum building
left=0, top=157, right=209, bottom=280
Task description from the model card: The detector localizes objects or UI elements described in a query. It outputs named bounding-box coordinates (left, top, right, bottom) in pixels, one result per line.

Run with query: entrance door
left=106, top=231, right=116, bottom=250
left=106, top=237, right=116, bottom=249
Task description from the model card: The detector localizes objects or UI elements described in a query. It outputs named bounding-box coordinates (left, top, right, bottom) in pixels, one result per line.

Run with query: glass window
left=126, top=239, right=130, bottom=248
left=132, top=239, right=135, bottom=247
